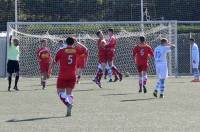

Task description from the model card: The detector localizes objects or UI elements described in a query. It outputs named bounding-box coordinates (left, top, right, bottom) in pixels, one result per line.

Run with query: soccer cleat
left=191, top=79, right=200, bottom=82
left=139, top=88, right=142, bottom=93
left=8, top=86, right=11, bottom=92
left=153, top=90, right=158, bottom=98
left=77, top=76, right=81, bottom=84
left=143, top=86, right=147, bottom=93
left=159, top=94, right=164, bottom=99
left=92, top=78, right=96, bottom=83
left=108, top=79, right=112, bottom=82
left=113, top=76, right=119, bottom=82
left=119, top=74, right=123, bottom=81
left=76, top=79, right=80, bottom=84
left=42, top=82, right=46, bottom=90
left=13, top=86, right=19, bottom=91
left=96, top=81, right=102, bottom=88
left=93, top=78, right=102, bottom=88
left=66, top=104, right=73, bottom=117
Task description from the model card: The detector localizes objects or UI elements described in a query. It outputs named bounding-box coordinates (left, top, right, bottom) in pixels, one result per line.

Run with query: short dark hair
left=189, top=38, right=195, bottom=41
left=13, top=38, right=19, bottom=46
left=139, top=36, right=145, bottom=42
left=66, top=37, right=74, bottom=45
left=161, top=38, right=168, bottom=44
left=81, top=40, right=85, bottom=43
left=40, top=38, right=47, bottom=43
left=108, top=28, right=114, bottom=33
left=96, top=31, right=101, bottom=36
left=58, top=39, right=64, bottom=43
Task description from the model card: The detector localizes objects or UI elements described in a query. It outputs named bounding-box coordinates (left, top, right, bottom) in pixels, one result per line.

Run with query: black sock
left=8, top=76, right=12, bottom=88
left=14, top=76, right=19, bottom=87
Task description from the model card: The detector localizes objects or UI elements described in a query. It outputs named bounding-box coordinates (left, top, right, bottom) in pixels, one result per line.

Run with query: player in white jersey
left=190, top=38, right=200, bottom=82
left=153, top=38, right=175, bottom=98
left=58, top=39, right=66, bottom=49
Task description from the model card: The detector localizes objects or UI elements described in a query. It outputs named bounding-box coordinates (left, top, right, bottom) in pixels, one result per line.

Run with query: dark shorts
left=7, top=60, right=19, bottom=74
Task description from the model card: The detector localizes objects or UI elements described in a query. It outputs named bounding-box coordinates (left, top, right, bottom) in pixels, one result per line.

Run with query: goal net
left=7, top=21, right=177, bottom=77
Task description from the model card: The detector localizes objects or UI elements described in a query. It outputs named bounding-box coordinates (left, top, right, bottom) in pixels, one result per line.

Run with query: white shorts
left=156, top=62, right=168, bottom=79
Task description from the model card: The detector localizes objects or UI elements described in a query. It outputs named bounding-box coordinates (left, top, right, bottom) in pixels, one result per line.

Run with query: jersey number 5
left=68, top=55, right=73, bottom=64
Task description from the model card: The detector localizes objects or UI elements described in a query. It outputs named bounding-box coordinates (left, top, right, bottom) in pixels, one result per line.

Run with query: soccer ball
left=124, top=72, right=130, bottom=77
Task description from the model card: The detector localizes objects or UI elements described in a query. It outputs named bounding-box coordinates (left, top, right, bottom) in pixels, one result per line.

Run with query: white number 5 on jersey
left=68, top=55, right=73, bottom=64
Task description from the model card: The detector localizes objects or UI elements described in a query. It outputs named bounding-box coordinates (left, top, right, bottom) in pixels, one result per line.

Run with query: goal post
left=7, top=21, right=177, bottom=77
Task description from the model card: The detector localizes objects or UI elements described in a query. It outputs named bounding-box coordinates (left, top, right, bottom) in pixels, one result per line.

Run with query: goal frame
left=7, top=20, right=178, bottom=77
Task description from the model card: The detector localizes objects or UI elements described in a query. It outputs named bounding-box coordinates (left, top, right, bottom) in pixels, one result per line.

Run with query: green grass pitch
left=0, top=76, right=200, bottom=132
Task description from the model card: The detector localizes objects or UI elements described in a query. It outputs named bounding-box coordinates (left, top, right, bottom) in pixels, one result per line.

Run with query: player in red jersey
left=37, top=39, right=53, bottom=89
left=54, top=37, right=84, bottom=116
left=106, top=28, right=123, bottom=82
left=75, top=39, right=89, bottom=84
left=93, top=30, right=107, bottom=88
left=132, top=36, right=154, bottom=93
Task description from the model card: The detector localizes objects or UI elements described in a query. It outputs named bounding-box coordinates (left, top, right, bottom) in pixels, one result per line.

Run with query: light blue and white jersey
left=154, top=45, right=171, bottom=63
left=59, top=43, right=67, bottom=49
left=192, top=43, right=199, bottom=63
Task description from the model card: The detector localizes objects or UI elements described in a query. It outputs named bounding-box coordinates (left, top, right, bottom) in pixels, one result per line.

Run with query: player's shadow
left=29, top=83, right=55, bottom=87
left=101, top=93, right=133, bottom=96
left=74, top=89, right=94, bottom=92
left=0, top=89, right=42, bottom=92
left=120, top=97, right=155, bottom=102
left=170, top=81, right=186, bottom=83
left=6, top=116, right=65, bottom=123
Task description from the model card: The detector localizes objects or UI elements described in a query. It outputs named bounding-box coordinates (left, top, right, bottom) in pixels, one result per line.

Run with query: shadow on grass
left=0, top=89, right=43, bottom=93
left=102, top=93, right=133, bottom=96
left=30, top=83, right=56, bottom=87
left=74, top=89, right=95, bottom=92
left=170, top=81, right=186, bottom=83
left=79, top=82, right=94, bottom=85
left=74, top=88, right=115, bottom=92
left=6, top=116, right=65, bottom=122
left=121, top=97, right=156, bottom=102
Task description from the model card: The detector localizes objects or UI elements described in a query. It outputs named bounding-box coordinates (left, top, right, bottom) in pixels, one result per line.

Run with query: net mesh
left=7, top=21, right=177, bottom=77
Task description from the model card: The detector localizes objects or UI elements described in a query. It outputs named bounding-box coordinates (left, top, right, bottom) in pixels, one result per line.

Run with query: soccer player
left=76, top=40, right=89, bottom=84
left=132, top=36, right=154, bottom=93
left=54, top=37, right=84, bottom=116
left=93, top=63, right=113, bottom=82
left=189, top=38, right=200, bottom=82
left=58, top=39, right=66, bottom=49
left=7, top=36, right=20, bottom=91
left=37, top=39, right=53, bottom=89
left=153, top=38, right=175, bottom=98
left=93, top=30, right=107, bottom=88
left=106, top=28, right=123, bottom=82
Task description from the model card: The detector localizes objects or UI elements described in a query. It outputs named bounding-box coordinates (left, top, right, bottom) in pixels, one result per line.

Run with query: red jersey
left=37, top=47, right=52, bottom=63
left=106, top=35, right=116, bottom=51
left=132, top=43, right=154, bottom=65
left=97, top=39, right=106, bottom=56
left=77, top=43, right=89, bottom=67
left=55, top=45, right=83, bottom=80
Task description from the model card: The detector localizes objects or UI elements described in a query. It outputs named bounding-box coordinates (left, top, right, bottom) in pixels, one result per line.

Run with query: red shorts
left=39, top=62, right=50, bottom=73
left=99, top=54, right=107, bottom=64
left=106, top=51, right=115, bottom=62
left=57, top=78, right=76, bottom=89
left=137, top=64, right=148, bottom=73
